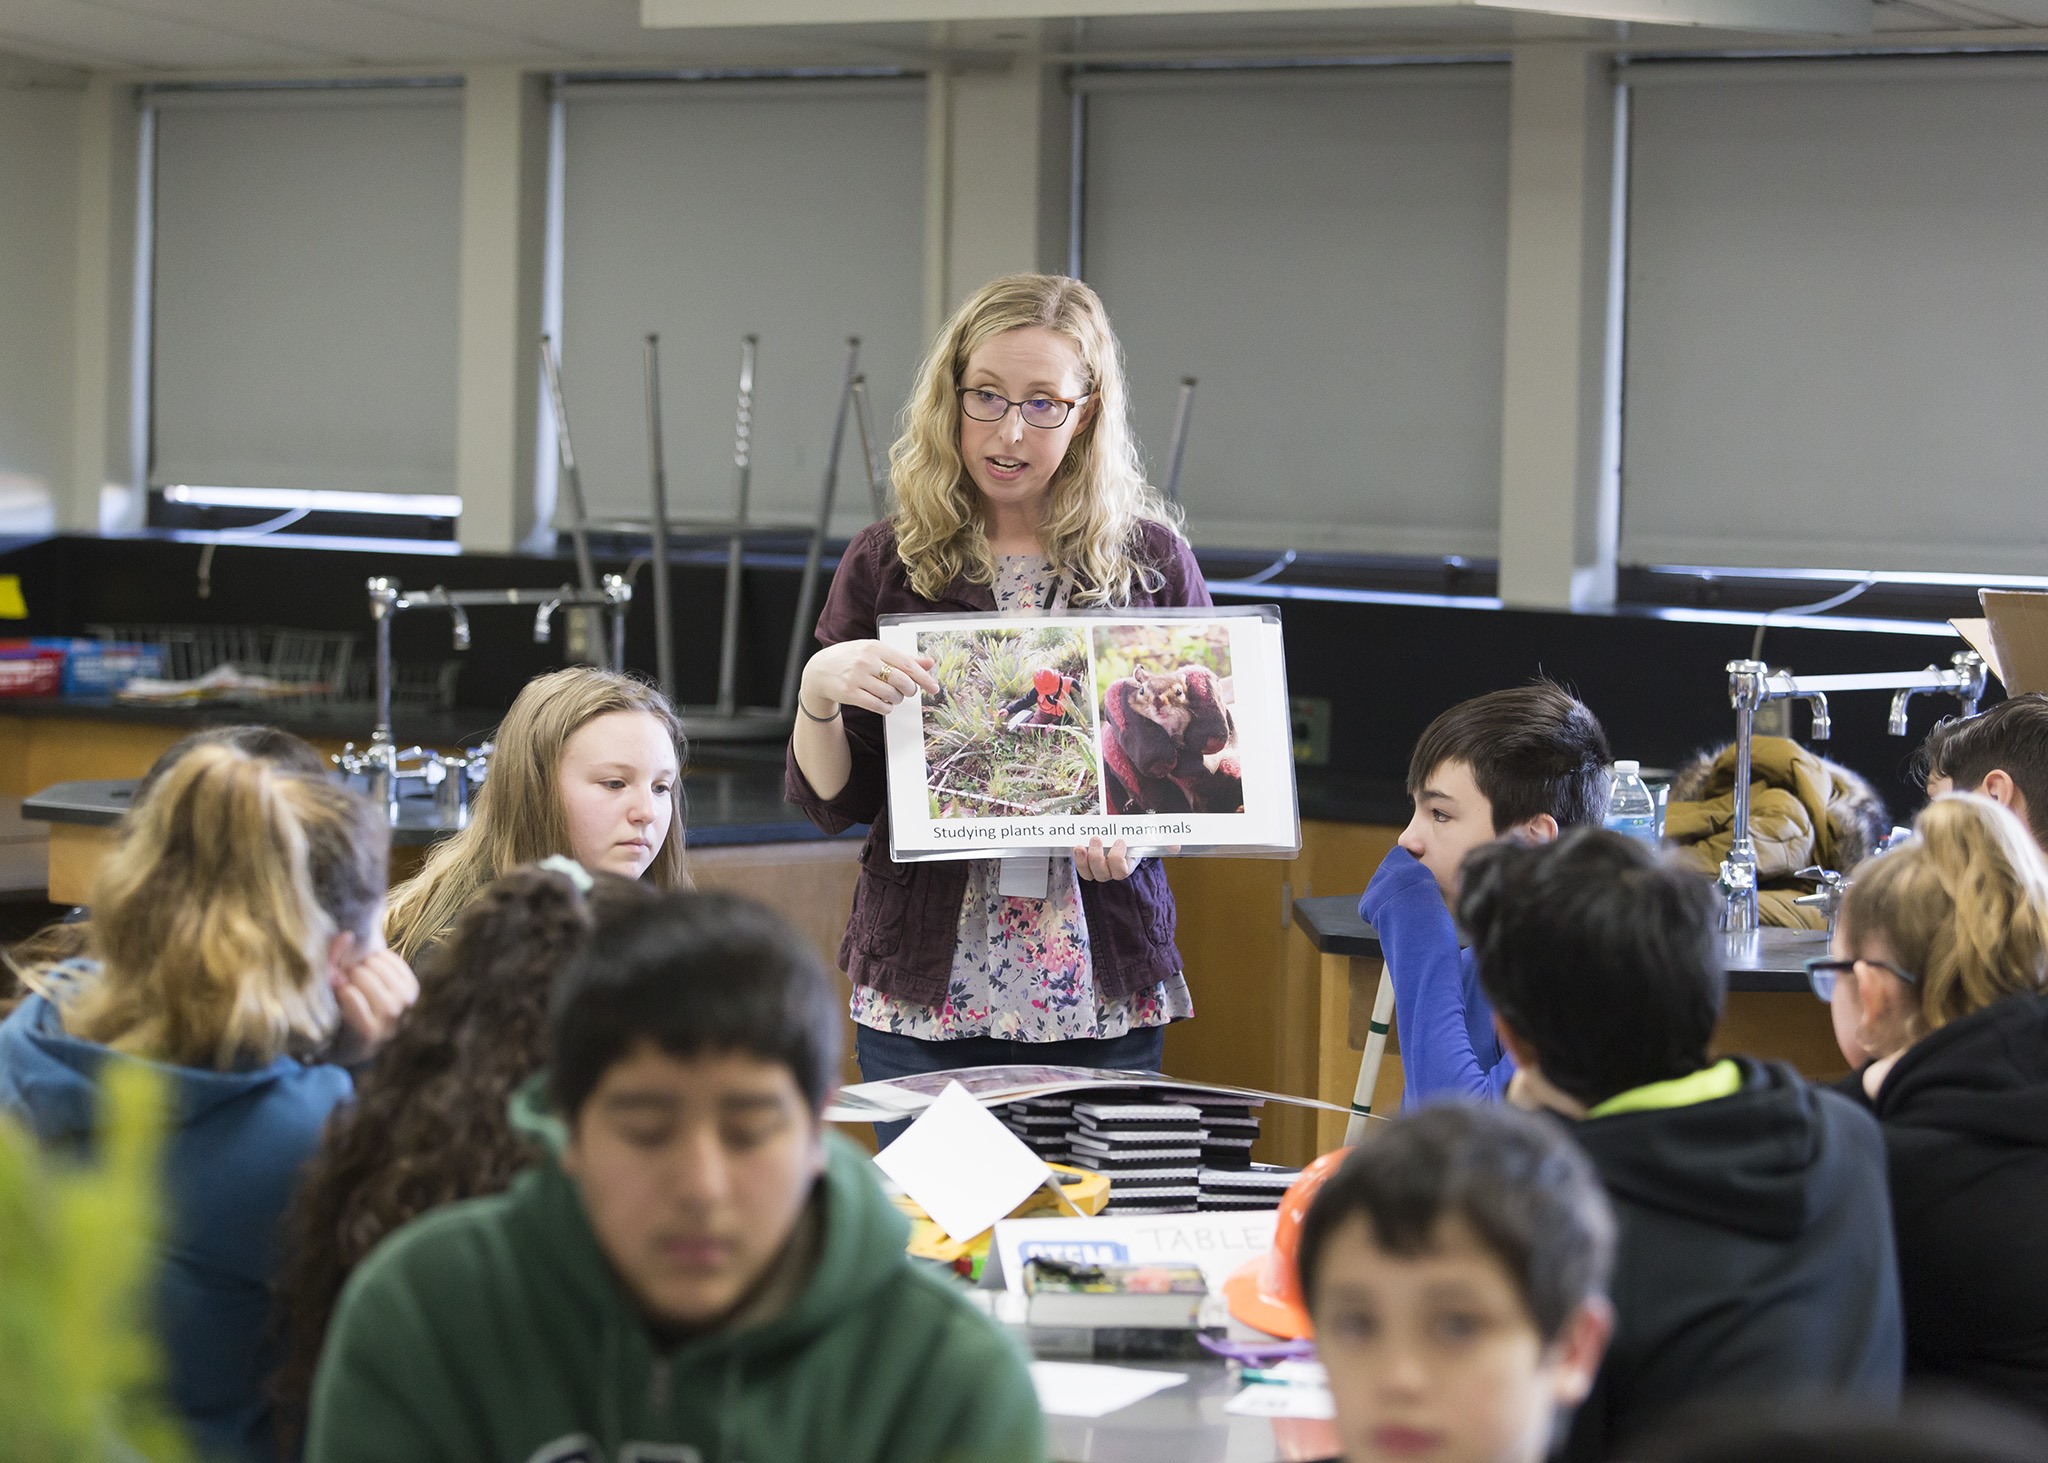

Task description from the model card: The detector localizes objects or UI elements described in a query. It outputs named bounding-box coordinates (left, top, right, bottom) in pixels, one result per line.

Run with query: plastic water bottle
left=1604, top=760, right=1660, bottom=846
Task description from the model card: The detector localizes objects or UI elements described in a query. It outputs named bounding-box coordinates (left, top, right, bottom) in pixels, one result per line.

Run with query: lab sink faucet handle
left=1792, top=866, right=1848, bottom=937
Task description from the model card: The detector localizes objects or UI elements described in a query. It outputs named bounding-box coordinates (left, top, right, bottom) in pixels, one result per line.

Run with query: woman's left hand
left=1073, top=838, right=1138, bottom=882
left=331, top=944, right=421, bottom=1066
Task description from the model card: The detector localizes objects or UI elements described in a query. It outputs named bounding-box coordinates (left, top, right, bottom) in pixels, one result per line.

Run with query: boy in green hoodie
left=305, top=889, right=1047, bottom=1463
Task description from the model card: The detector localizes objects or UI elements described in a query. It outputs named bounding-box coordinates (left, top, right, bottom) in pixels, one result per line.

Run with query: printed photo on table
left=915, top=624, right=1102, bottom=820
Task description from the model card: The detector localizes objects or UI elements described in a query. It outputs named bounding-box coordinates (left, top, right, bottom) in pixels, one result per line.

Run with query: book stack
left=1198, top=1166, right=1301, bottom=1212
left=1184, top=1096, right=1263, bottom=1170
left=997, top=1097, right=1079, bottom=1164
left=1067, top=1102, right=1205, bottom=1215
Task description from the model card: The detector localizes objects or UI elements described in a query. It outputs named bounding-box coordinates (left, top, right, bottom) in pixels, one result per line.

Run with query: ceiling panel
left=0, top=0, right=2040, bottom=74
left=0, top=0, right=335, bottom=67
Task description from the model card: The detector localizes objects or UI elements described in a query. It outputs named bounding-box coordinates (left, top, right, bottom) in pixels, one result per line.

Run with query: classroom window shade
left=149, top=87, right=462, bottom=498
left=1079, top=65, right=1510, bottom=557
left=1622, top=58, right=2048, bottom=575
left=557, top=78, right=926, bottom=535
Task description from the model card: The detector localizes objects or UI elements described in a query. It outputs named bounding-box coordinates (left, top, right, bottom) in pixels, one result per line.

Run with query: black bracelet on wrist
left=798, top=697, right=841, bottom=723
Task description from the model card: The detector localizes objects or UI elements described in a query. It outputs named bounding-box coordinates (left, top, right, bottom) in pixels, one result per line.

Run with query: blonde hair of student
left=891, top=272, right=1178, bottom=606
left=1842, top=792, right=2048, bottom=1038
left=68, top=744, right=388, bottom=1070
left=385, top=667, right=688, bottom=960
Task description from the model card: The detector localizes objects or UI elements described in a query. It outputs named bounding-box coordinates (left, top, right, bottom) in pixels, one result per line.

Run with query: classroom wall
left=0, top=71, right=82, bottom=538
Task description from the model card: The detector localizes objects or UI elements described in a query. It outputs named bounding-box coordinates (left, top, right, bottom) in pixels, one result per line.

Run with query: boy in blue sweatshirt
left=1358, top=682, right=1612, bottom=1107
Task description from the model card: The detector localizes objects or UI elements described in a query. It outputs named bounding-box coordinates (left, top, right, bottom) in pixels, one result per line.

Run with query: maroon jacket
left=785, top=519, right=1210, bottom=1006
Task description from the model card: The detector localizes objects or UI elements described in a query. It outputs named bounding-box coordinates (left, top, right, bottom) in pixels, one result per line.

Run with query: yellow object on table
left=893, top=1164, right=1111, bottom=1266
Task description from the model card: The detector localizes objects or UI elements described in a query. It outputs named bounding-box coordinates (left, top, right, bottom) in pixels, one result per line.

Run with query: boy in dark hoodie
left=305, top=890, right=1046, bottom=1463
left=1457, top=828, right=1903, bottom=1463
left=1357, top=683, right=1612, bottom=1106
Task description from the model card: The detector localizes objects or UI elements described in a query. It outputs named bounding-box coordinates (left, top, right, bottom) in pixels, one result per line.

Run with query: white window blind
left=1622, top=58, right=2048, bottom=575
left=557, top=78, right=926, bottom=535
left=149, top=86, right=462, bottom=498
left=1079, top=65, right=1511, bottom=556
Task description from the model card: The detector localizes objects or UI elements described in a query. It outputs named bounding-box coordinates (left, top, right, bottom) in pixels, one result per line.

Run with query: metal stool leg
left=1344, top=968, right=1397, bottom=1145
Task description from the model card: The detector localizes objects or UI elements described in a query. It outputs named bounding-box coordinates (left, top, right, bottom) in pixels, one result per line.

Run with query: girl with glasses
left=1824, top=791, right=2048, bottom=1415
left=785, top=273, right=1206, bottom=1117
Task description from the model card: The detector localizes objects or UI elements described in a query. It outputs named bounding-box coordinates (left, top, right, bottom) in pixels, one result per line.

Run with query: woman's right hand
left=799, top=640, right=940, bottom=719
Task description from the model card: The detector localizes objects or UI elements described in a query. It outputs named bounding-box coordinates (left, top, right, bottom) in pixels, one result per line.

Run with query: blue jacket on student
left=1359, top=846, right=1515, bottom=1107
left=0, top=991, right=352, bottom=1463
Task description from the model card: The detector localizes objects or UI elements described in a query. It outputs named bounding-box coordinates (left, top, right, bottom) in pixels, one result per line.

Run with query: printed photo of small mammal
left=916, top=625, right=1102, bottom=819
left=1094, top=624, right=1244, bottom=815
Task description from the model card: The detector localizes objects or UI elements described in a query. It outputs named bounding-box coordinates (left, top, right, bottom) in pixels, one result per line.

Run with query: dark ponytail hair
left=272, top=861, right=657, bottom=1448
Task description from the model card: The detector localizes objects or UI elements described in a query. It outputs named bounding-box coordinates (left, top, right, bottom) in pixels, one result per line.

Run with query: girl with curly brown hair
left=273, top=859, right=656, bottom=1450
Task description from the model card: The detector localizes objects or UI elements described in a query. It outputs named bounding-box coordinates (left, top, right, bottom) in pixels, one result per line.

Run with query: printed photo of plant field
left=915, top=624, right=1102, bottom=819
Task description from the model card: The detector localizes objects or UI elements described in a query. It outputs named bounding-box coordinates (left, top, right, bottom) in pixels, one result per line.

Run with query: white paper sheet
left=1029, top=1362, right=1188, bottom=1418
left=870, top=1080, right=1053, bottom=1242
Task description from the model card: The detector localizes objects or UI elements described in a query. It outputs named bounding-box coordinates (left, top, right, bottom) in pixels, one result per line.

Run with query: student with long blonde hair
left=1818, top=792, right=2048, bottom=1414
left=0, top=745, right=416, bottom=1462
left=787, top=273, right=1208, bottom=1107
left=385, top=666, right=687, bottom=960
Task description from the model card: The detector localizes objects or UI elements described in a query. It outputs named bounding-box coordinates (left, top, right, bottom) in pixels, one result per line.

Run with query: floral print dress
left=850, top=556, right=1195, bottom=1042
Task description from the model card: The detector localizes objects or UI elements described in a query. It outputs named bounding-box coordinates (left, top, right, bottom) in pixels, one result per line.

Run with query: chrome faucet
left=1715, top=649, right=1987, bottom=932
left=1888, top=652, right=1987, bottom=734
left=1792, top=866, right=1849, bottom=936
left=346, top=575, right=632, bottom=822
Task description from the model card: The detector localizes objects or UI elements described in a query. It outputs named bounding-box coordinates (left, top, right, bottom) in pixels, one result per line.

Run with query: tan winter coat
left=1664, top=736, right=1890, bottom=929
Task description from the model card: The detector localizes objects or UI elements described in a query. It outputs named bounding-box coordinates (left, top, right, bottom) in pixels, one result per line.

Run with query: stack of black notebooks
left=1198, top=1167, right=1301, bottom=1211
left=1183, top=1095, right=1262, bottom=1170
left=997, top=1097, right=1078, bottom=1164
left=1065, top=1102, right=1205, bottom=1214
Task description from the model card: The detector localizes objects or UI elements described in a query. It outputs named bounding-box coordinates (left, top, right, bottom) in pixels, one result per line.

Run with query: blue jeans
left=854, top=1024, right=1168, bottom=1148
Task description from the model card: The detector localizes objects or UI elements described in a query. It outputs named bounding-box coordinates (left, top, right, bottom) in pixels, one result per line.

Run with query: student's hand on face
left=1073, top=838, right=1135, bottom=882
left=330, top=943, right=420, bottom=1067
left=800, top=641, right=939, bottom=719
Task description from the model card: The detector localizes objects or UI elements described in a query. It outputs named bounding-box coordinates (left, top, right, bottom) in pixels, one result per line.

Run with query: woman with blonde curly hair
left=385, top=666, right=687, bottom=961
left=787, top=273, right=1207, bottom=1111
left=1817, top=791, right=2048, bottom=1413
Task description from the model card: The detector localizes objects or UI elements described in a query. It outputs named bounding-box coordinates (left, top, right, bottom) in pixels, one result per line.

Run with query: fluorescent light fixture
left=1646, top=563, right=2048, bottom=590
left=160, top=485, right=461, bottom=518
left=157, top=528, right=463, bottom=556
left=1637, top=605, right=1959, bottom=638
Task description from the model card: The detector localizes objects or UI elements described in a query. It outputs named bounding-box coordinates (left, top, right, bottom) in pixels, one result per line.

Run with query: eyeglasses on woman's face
left=1804, top=954, right=1919, bottom=1004
left=957, top=386, right=1089, bottom=430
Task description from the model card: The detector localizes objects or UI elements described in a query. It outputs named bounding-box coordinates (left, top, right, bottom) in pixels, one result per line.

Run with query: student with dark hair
left=1458, top=828, right=1902, bottom=1462
left=1920, top=693, right=2048, bottom=850
left=303, top=890, right=1045, bottom=1463
left=1299, top=1104, right=1617, bottom=1463
left=274, top=859, right=658, bottom=1451
left=1357, top=682, right=1612, bottom=1106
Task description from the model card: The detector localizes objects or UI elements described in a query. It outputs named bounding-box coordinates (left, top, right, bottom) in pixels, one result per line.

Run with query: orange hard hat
left=1222, top=1147, right=1352, bottom=1340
